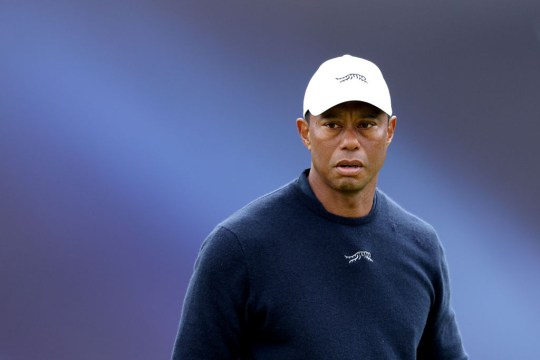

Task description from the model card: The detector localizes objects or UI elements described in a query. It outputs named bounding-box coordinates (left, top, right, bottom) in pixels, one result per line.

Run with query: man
left=172, top=55, right=468, bottom=359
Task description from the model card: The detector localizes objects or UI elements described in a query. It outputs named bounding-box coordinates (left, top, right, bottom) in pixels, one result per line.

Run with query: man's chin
left=333, top=178, right=366, bottom=193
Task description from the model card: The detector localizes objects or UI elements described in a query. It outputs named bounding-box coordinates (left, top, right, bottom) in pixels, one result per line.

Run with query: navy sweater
left=173, top=170, right=467, bottom=359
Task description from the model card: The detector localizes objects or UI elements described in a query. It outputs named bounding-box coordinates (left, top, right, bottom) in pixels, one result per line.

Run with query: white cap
left=303, top=55, right=392, bottom=116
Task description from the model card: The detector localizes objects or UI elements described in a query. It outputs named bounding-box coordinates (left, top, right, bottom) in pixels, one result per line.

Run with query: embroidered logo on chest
left=345, top=251, right=373, bottom=263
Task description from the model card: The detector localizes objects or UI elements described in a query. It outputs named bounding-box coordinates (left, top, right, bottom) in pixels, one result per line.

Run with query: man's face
left=297, top=101, right=396, bottom=197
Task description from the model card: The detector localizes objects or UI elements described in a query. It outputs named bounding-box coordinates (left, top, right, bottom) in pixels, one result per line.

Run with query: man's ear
left=296, top=118, right=311, bottom=150
left=386, top=115, right=397, bottom=147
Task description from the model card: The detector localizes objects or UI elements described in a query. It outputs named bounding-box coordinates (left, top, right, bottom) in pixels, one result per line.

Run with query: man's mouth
left=335, top=160, right=364, bottom=175
left=336, top=160, right=363, bottom=168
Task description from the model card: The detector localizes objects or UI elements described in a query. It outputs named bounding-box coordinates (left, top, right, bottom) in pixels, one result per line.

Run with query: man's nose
left=340, top=127, right=360, bottom=150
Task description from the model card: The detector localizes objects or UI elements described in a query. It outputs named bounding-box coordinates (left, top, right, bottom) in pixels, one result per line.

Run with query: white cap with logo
left=303, top=55, right=392, bottom=117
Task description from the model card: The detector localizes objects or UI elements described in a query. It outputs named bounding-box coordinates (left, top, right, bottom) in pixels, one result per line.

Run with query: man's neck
left=307, top=174, right=377, bottom=218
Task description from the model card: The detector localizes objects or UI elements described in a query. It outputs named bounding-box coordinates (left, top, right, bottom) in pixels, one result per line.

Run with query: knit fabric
left=173, top=170, right=467, bottom=359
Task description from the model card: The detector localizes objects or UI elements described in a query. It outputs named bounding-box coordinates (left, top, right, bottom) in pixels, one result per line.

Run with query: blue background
left=1, top=1, right=540, bottom=359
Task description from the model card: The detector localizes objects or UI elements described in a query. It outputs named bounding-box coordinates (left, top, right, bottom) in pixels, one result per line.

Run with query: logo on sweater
left=345, top=251, right=373, bottom=263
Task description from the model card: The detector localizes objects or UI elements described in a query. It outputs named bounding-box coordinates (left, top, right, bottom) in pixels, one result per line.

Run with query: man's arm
left=417, top=243, right=468, bottom=359
left=172, top=226, right=249, bottom=359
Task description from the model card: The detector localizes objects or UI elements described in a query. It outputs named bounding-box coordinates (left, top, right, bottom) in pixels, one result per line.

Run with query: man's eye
left=358, top=122, right=374, bottom=129
left=324, top=123, right=340, bottom=129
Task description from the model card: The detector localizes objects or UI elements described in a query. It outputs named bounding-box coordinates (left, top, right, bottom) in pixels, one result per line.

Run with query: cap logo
left=335, top=73, right=367, bottom=84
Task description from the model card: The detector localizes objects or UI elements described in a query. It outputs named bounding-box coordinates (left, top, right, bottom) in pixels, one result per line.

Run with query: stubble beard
left=330, top=170, right=378, bottom=196
left=332, top=178, right=369, bottom=194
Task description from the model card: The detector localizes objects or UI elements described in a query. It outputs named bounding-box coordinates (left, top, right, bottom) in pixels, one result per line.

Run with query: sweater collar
left=294, top=169, right=379, bottom=226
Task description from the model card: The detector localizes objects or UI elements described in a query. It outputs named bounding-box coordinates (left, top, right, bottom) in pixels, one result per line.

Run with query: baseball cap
left=303, top=55, right=392, bottom=117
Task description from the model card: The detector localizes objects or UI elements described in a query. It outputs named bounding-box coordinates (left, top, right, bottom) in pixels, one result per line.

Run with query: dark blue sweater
left=173, top=170, right=467, bottom=359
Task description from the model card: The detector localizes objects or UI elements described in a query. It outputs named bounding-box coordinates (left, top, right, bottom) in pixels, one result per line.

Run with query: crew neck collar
left=294, top=169, right=379, bottom=226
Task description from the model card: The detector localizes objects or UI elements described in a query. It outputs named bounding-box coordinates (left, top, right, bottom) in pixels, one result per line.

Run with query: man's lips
left=336, top=160, right=364, bottom=168
left=335, top=160, right=364, bottom=175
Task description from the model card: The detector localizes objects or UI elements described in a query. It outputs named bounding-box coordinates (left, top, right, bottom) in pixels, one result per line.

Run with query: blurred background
left=1, top=0, right=539, bottom=358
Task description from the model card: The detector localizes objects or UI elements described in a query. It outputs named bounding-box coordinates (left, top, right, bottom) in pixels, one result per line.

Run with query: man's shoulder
left=377, top=189, right=439, bottom=240
left=219, top=179, right=299, bottom=233
left=198, top=178, right=304, bottom=267
left=377, top=190, right=445, bottom=262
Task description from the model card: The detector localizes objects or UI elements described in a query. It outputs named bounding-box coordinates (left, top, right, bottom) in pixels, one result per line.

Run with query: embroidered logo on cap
left=345, top=251, right=373, bottom=263
left=335, top=73, right=368, bottom=84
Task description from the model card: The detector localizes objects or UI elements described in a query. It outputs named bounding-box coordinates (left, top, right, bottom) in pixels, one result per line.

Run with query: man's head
left=296, top=55, right=396, bottom=212
left=303, top=55, right=392, bottom=118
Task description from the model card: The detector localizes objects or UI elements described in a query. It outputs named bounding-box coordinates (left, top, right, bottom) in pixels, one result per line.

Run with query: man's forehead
left=321, top=101, right=384, bottom=117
